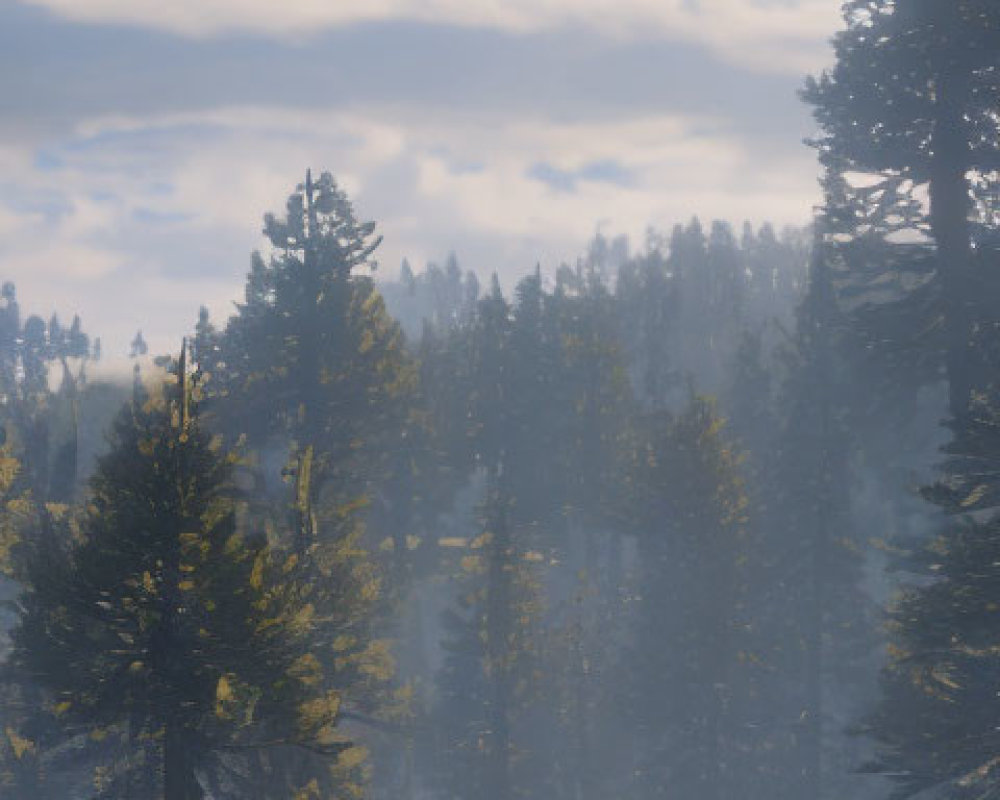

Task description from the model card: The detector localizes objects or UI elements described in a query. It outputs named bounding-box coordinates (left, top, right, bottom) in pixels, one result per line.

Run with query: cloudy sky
left=2, top=0, right=840, bottom=363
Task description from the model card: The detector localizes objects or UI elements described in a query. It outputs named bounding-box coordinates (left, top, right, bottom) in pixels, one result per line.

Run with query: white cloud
left=21, top=0, right=837, bottom=73
left=0, top=208, right=23, bottom=239
left=0, top=103, right=820, bottom=369
left=4, top=243, right=121, bottom=281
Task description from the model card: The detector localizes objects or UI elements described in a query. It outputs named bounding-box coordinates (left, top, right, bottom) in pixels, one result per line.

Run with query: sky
left=1, top=0, right=841, bottom=366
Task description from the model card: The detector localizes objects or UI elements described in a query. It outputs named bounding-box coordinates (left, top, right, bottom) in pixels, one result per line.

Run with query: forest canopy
left=1, top=2, right=999, bottom=799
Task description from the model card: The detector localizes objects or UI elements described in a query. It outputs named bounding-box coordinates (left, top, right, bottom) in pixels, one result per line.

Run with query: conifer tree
left=205, top=170, right=415, bottom=512
left=767, top=240, right=877, bottom=799
left=805, top=5, right=1000, bottom=797
left=804, top=0, right=1000, bottom=418
left=0, top=286, right=96, bottom=506
left=614, top=244, right=676, bottom=407
left=425, top=275, right=556, bottom=800
left=864, top=265, right=1000, bottom=797
left=432, top=488, right=541, bottom=800
left=622, top=397, right=748, bottom=800
left=866, top=380, right=1000, bottom=797
left=5, top=349, right=364, bottom=798
left=201, top=172, right=440, bottom=796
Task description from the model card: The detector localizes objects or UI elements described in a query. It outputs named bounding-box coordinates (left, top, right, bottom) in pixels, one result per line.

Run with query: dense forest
left=1, top=2, right=999, bottom=798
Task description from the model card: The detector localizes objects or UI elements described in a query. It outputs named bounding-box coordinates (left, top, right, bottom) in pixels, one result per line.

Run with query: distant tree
left=206, top=170, right=415, bottom=526
left=190, top=307, right=221, bottom=381
left=724, top=327, right=774, bottom=458
left=424, top=274, right=564, bottom=800
left=399, top=258, right=416, bottom=296
left=0, top=286, right=95, bottom=552
left=614, top=244, right=676, bottom=406
left=552, top=266, right=632, bottom=529
left=128, top=330, right=148, bottom=359
left=622, top=397, right=748, bottom=800
left=431, top=490, right=540, bottom=800
left=766, top=240, right=878, bottom=799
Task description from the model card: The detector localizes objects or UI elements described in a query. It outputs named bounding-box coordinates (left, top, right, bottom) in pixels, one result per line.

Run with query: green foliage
left=805, top=0, right=1000, bottom=418
left=6, top=358, right=367, bottom=797
left=803, top=0, right=1000, bottom=186
left=431, top=490, right=543, bottom=800
left=622, top=397, right=749, bottom=800
left=189, top=173, right=417, bottom=793
left=871, top=513, right=1000, bottom=798
left=868, top=382, right=1000, bottom=798
left=204, top=171, right=414, bottom=489
left=807, top=4, right=1000, bottom=797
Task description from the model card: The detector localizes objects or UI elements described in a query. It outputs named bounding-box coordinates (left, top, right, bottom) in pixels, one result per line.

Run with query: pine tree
left=864, top=278, right=1000, bottom=797
left=622, top=397, right=748, bottom=800
left=5, top=350, right=362, bottom=798
left=803, top=0, right=1000, bottom=419
left=614, top=244, right=676, bottom=407
left=0, top=286, right=96, bottom=506
left=203, top=172, right=443, bottom=797
left=866, top=380, right=1000, bottom=798
left=432, top=488, right=541, bottom=800
left=425, top=275, right=561, bottom=800
left=206, top=170, right=415, bottom=511
left=805, top=5, right=1000, bottom=796
left=766, top=240, right=878, bottom=799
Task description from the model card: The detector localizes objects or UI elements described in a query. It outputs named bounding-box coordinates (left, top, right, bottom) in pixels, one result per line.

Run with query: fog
left=1, top=2, right=999, bottom=799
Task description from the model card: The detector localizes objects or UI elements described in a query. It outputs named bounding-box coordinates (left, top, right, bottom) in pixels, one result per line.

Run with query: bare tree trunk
left=163, top=722, right=201, bottom=800
left=930, top=67, right=976, bottom=422
left=486, top=491, right=513, bottom=800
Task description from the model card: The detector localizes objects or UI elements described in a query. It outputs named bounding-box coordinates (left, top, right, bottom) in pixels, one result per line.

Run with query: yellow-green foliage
left=0, top=443, right=36, bottom=579
left=7, top=364, right=395, bottom=797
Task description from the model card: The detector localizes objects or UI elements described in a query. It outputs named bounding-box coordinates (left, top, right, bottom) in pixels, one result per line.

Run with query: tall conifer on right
left=803, top=0, right=1000, bottom=419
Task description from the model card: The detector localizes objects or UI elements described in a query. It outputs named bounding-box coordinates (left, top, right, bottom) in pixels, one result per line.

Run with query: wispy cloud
left=0, top=105, right=819, bottom=365
left=528, top=160, right=636, bottom=192
left=20, top=0, right=837, bottom=73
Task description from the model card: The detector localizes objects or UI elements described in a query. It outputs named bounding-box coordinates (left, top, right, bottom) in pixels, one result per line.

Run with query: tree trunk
left=486, top=491, right=513, bottom=800
left=804, top=491, right=826, bottom=800
left=930, top=67, right=976, bottom=421
left=803, top=266, right=835, bottom=800
left=163, top=722, right=201, bottom=800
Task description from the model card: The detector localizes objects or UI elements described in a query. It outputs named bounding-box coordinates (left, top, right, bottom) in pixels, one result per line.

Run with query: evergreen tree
left=804, top=0, right=1000, bottom=418
left=622, top=397, right=748, bottom=800
left=806, top=6, right=1000, bottom=797
left=432, top=489, right=541, bottom=800
left=206, top=170, right=415, bottom=513
left=614, top=244, right=676, bottom=407
left=194, top=173, right=422, bottom=794
left=865, top=257, right=1000, bottom=797
left=768, top=240, right=877, bottom=799
left=5, top=351, right=362, bottom=798
left=867, top=380, right=1000, bottom=798
left=0, top=286, right=96, bottom=506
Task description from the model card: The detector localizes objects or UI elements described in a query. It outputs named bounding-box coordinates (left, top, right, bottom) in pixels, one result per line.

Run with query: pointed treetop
left=178, top=337, right=190, bottom=434
left=261, top=171, right=382, bottom=278
left=129, top=330, right=148, bottom=359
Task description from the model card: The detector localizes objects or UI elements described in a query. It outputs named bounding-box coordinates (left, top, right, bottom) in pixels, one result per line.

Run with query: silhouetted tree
left=622, top=397, right=748, bottom=800
left=804, top=0, right=1000, bottom=419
